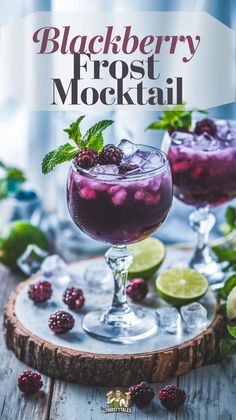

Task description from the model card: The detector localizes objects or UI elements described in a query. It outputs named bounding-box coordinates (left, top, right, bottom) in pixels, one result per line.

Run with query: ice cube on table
left=41, top=255, right=68, bottom=278
left=194, top=133, right=220, bottom=151
left=155, top=307, right=180, bottom=333
left=17, top=244, right=48, bottom=276
left=116, top=139, right=137, bottom=156
left=84, top=260, right=111, bottom=290
left=41, top=255, right=71, bottom=287
left=180, top=302, right=207, bottom=331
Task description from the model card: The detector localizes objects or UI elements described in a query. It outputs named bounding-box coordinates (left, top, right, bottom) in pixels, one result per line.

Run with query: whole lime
left=0, top=221, right=48, bottom=270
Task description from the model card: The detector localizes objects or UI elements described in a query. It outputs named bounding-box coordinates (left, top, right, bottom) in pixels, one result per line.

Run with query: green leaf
left=146, top=121, right=170, bottom=130
left=220, top=223, right=234, bottom=235
left=212, top=245, right=236, bottom=263
left=146, top=109, right=193, bottom=132
left=82, top=120, right=114, bottom=143
left=219, top=339, right=236, bottom=358
left=42, top=143, right=79, bottom=174
left=43, top=117, right=114, bottom=174
left=0, top=160, right=7, bottom=169
left=0, top=180, right=8, bottom=199
left=6, top=167, right=26, bottom=182
left=85, top=134, right=103, bottom=153
left=180, top=112, right=192, bottom=129
left=64, top=115, right=85, bottom=145
left=225, top=206, right=236, bottom=233
left=146, top=108, right=208, bottom=133
left=198, top=110, right=208, bottom=114
left=227, top=325, right=236, bottom=338
left=221, top=274, right=236, bottom=299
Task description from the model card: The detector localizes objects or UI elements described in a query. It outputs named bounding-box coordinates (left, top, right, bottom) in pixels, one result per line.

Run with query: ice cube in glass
left=116, top=139, right=137, bottom=156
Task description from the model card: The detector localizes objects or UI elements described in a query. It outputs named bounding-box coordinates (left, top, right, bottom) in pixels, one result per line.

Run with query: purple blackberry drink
left=67, top=140, right=172, bottom=343
left=168, top=122, right=236, bottom=208
left=165, top=118, right=236, bottom=285
left=67, top=145, right=172, bottom=245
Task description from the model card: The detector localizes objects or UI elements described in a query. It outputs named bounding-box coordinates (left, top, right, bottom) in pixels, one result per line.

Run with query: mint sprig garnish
left=42, top=116, right=114, bottom=174
left=212, top=205, right=236, bottom=273
left=210, top=206, right=236, bottom=361
left=221, top=206, right=236, bottom=235
left=146, top=109, right=207, bottom=133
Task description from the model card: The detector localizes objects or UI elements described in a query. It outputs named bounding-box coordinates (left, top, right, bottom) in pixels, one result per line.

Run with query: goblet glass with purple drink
left=164, top=117, right=236, bottom=285
left=67, top=140, right=172, bottom=343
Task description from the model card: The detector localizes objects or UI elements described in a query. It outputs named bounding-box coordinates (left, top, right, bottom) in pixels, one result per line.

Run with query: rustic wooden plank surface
left=49, top=380, right=177, bottom=420
left=177, top=358, right=236, bottom=420
left=0, top=265, right=236, bottom=420
left=0, top=266, right=53, bottom=420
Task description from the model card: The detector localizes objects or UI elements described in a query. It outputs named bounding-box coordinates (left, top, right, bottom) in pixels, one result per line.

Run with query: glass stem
left=102, top=245, right=134, bottom=326
left=189, top=207, right=216, bottom=269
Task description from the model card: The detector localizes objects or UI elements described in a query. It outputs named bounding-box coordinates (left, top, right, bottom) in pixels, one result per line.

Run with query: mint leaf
left=147, top=110, right=193, bottom=132
left=82, top=120, right=114, bottom=151
left=220, top=223, right=234, bottom=236
left=0, top=161, right=6, bottom=169
left=42, top=143, right=79, bottom=174
left=0, top=180, right=8, bottom=199
left=221, top=274, right=236, bottom=299
left=212, top=246, right=236, bottom=263
left=0, top=162, right=27, bottom=200
left=83, top=120, right=113, bottom=141
left=6, top=167, right=26, bottom=183
left=147, top=109, right=207, bottom=132
left=219, top=339, right=236, bottom=358
left=85, top=134, right=103, bottom=153
left=227, top=325, right=236, bottom=338
left=147, top=121, right=170, bottom=130
left=64, top=116, right=85, bottom=145
left=64, top=117, right=113, bottom=151
left=225, top=206, right=236, bottom=233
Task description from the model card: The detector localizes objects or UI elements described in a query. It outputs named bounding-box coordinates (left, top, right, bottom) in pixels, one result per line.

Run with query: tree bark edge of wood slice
left=3, top=278, right=225, bottom=386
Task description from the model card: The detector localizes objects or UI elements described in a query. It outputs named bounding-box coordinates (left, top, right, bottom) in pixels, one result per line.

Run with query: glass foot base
left=82, top=307, right=157, bottom=344
left=189, top=259, right=226, bottom=290
left=169, top=257, right=226, bottom=290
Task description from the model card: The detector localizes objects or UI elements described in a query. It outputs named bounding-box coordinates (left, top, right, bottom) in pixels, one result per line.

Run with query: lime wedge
left=226, top=286, right=236, bottom=320
left=128, top=238, right=165, bottom=279
left=0, top=221, right=48, bottom=270
left=156, top=268, right=208, bottom=305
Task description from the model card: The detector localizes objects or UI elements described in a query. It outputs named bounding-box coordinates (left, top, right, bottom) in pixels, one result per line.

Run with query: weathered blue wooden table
left=0, top=261, right=235, bottom=420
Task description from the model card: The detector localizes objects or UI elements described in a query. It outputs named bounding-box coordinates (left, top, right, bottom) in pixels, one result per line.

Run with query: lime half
left=128, top=238, right=165, bottom=279
left=156, top=268, right=208, bottom=305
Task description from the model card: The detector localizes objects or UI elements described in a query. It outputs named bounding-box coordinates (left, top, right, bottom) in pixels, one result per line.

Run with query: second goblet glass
left=166, top=120, right=236, bottom=286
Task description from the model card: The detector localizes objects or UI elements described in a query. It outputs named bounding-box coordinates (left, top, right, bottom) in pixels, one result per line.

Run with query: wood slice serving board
left=4, top=246, right=225, bottom=386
